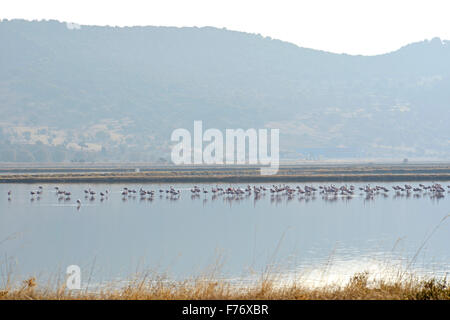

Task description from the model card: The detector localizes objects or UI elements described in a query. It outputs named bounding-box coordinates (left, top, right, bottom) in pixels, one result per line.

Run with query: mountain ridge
left=4, top=18, right=449, bottom=57
left=0, top=19, right=449, bottom=162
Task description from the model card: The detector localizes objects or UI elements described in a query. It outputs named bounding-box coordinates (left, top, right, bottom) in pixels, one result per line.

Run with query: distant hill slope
left=0, top=19, right=449, bottom=162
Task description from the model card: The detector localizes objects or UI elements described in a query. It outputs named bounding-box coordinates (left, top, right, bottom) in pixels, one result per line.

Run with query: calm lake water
left=1, top=182, right=449, bottom=288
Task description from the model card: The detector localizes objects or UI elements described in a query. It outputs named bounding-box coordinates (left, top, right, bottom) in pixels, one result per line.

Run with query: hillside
left=0, top=19, right=449, bottom=162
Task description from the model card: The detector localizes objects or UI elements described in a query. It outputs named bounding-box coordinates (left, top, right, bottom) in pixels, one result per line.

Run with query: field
left=1, top=162, right=450, bottom=183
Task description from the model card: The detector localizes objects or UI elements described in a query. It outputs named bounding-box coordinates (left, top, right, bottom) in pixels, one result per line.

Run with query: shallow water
left=1, top=182, right=449, bottom=288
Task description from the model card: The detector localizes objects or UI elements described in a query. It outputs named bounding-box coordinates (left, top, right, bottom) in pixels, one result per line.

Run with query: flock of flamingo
left=5, top=182, right=449, bottom=208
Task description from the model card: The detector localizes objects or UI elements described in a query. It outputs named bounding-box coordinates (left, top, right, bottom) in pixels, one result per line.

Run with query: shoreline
left=1, top=164, right=450, bottom=183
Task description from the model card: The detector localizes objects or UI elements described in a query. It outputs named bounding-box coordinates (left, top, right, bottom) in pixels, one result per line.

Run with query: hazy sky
left=2, top=0, right=450, bottom=55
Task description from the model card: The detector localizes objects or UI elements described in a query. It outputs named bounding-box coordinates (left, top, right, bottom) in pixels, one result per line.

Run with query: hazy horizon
left=3, top=18, right=450, bottom=58
left=2, top=0, right=450, bottom=55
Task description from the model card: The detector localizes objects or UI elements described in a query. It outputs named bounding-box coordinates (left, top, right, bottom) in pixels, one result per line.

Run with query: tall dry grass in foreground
left=1, top=272, right=449, bottom=300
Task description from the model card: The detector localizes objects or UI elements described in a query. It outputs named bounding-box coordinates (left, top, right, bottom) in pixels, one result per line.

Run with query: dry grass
left=1, top=271, right=449, bottom=300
